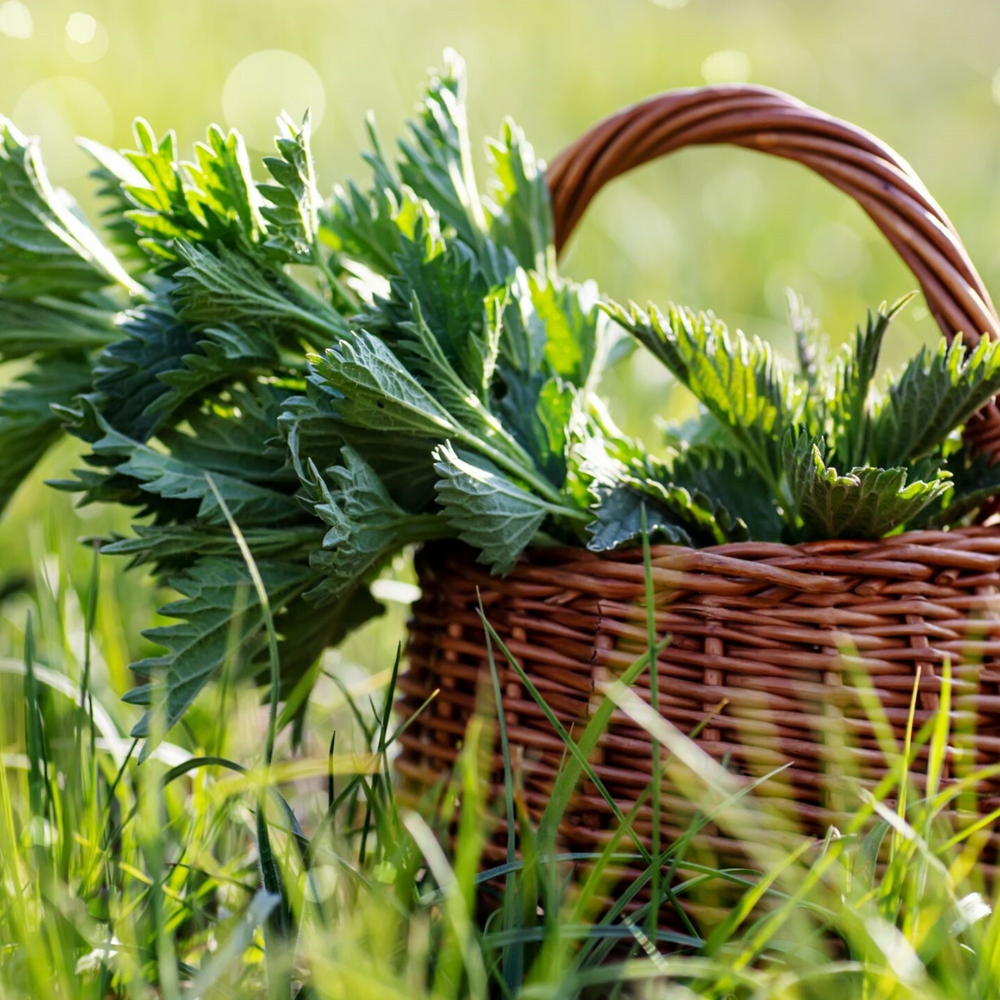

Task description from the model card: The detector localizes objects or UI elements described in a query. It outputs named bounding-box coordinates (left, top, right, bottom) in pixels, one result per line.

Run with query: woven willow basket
left=396, top=85, right=1000, bottom=869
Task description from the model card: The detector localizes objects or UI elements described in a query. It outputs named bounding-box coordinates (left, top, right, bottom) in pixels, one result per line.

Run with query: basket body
left=397, top=531, right=1000, bottom=864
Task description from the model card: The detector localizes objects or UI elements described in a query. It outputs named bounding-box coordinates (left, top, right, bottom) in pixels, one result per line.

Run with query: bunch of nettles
left=2, top=51, right=999, bottom=753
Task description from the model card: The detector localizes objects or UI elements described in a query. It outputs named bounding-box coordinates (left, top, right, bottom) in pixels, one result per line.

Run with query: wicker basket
left=395, top=85, right=1000, bottom=869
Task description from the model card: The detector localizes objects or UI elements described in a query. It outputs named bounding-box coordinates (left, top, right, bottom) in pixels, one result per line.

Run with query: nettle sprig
left=3, top=51, right=999, bottom=754
left=0, top=52, right=625, bottom=752
left=600, top=292, right=1000, bottom=547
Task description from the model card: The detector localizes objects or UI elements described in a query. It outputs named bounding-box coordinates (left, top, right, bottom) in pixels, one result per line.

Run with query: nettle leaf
left=389, top=295, right=508, bottom=441
left=870, top=333, right=1000, bottom=467
left=586, top=451, right=748, bottom=553
left=111, top=446, right=300, bottom=528
left=784, top=433, right=950, bottom=540
left=485, top=118, right=552, bottom=272
left=915, top=446, right=1000, bottom=528
left=0, top=352, right=93, bottom=512
left=183, top=124, right=266, bottom=243
left=282, top=389, right=439, bottom=510
left=498, top=268, right=547, bottom=374
left=586, top=485, right=694, bottom=552
left=102, top=119, right=264, bottom=264
left=158, top=386, right=293, bottom=484
left=825, top=299, right=907, bottom=467
left=322, top=116, right=425, bottom=276
left=608, top=299, right=798, bottom=486
left=259, top=111, right=322, bottom=263
left=0, top=117, right=137, bottom=296
left=172, top=240, right=347, bottom=346
left=432, top=442, right=549, bottom=574
left=103, top=522, right=320, bottom=571
left=364, top=233, right=501, bottom=395
left=0, top=296, right=117, bottom=360
left=397, top=49, right=486, bottom=249
left=304, top=448, right=443, bottom=603
left=669, top=446, right=782, bottom=542
left=68, top=404, right=300, bottom=526
left=124, top=556, right=315, bottom=750
left=92, top=304, right=199, bottom=440
left=150, top=323, right=283, bottom=419
left=311, top=331, right=460, bottom=438
left=97, top=301, right=298, bottom=442
left=495, top=371, right=576, bottom=487
left=115, top=120, right=195, bottom=250
left=535, top=275, right=612, bottom=390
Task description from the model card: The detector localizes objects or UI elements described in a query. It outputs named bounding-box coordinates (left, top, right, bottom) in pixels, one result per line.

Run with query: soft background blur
left=4, top=0, right=1000, bottom=748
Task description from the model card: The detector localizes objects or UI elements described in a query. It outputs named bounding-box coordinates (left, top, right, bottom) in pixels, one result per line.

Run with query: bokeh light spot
left=0, top=0, right=32, bottom=39
left=992, top=68, right=1000, bottom=107
left=11, top=77, right=113, bottom=181
left=701, top=50, right=751, bottom=84
left=222, top=50, right=326, bottom=150
left=64, top=11, right=108, bottom=63
left=66, top=12, right=96, bottom=44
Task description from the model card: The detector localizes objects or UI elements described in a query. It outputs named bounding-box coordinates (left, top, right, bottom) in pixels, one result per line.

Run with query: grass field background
left=4, top=2, right=1000, bottom=996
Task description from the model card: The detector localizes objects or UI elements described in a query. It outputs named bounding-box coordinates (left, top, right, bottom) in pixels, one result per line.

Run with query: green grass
left=3, top=517, right=1000, bottom=998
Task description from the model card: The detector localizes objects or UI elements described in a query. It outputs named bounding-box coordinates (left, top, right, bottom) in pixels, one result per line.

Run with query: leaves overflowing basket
left=5, top=54, right=1000, bottom=875
left=397, top=85, right=1000, bottom=867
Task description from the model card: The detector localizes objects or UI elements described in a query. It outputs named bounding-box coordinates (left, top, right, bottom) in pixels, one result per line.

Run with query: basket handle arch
left=547, top=83, right=1000, bottom=453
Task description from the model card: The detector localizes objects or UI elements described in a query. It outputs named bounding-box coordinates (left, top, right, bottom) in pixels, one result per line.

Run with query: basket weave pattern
left=398, top=532, right=1000, bottom=857
left=395, top=85, right=1000, bottom=857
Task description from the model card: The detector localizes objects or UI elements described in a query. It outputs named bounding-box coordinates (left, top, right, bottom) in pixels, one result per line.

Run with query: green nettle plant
left=3, top=51, right=1000, bottom=753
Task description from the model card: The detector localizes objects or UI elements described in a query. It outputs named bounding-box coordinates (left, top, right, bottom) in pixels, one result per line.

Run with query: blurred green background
left=3, top=0, right=1000, bottom=744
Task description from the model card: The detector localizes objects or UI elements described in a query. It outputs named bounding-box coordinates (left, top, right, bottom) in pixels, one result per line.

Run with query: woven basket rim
left=419, top=524, right=1000, bottom=598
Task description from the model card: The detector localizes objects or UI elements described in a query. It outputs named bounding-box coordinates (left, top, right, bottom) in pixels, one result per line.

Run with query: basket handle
left=548, top=84, right=1000, bottom=454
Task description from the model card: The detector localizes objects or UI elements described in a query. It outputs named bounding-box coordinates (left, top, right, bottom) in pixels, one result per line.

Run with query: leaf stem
left=455, top=429, right=569, bottom=509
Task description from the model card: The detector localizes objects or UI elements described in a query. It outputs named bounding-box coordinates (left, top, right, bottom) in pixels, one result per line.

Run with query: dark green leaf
left=485, top=119, right=552, bottom=272
left=432, top=442, right=550, bottom=574
left=397, top=49, right=486, bottom=249
left=172, top=240, right=347, bottom=346
left=362, top=233, right=501, bottom=396
left=607, top=299, right=798, bottom=486
left=586, top=485, right=693, bottom=551
left=0, top=353, right=93, bottom=512
left=92, top=303, right=198, bottom=439
left=915, top=446, right=1000, bottom=528
left=311, top=331, right=460, bottom=438
left=124, top=557, right=315, bottom=745
left=870, top=332, right=1000, bottom=467
left=158, top=386, right=293, bottom=484
left=0, top=296, right=117, bottom=360
left=784, top=432, right=950, bottom=540
left=669, top=446, right=781, bottom=542
left=102, top=522, right=320, bottom=570
left=65, top=402, right=300, bottom=526
left=0, top=116, right=137, bottom=296
left=304, top=447, right=444, bottom=602
left=495, top=371, right=575, bottom=487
